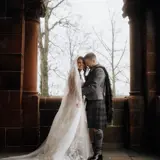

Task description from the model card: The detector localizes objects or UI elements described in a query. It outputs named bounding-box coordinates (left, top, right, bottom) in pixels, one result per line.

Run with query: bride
left=1, top=57, right=93, bottom=160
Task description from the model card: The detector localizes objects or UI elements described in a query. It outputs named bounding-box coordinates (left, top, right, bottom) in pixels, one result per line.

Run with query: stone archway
left=0, top=0, right=159, bottom=153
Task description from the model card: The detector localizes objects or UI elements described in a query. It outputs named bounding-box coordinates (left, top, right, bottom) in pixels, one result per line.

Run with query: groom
left=82, top=53, right=113, bottom=160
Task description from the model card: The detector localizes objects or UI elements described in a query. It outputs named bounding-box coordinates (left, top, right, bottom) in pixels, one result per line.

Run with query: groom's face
left=84, top=59, right=93, bottom=67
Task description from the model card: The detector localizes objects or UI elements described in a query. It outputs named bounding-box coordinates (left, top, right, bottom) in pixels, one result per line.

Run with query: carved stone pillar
left=23, top=0, right=46, bottom=93
left=123, top=1, right=146, bottom=150
left=22, top=20, right=39, bottom=148
left=22, top=1, right=46, bottom=149
left=23, top=20, right=38, bottom=94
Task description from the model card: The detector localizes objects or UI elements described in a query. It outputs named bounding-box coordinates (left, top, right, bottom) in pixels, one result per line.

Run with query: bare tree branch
left=49, top=17, right=69, bottom=31
left=93, top=8, right=129, bottom=96
left=93, top=27, right=111, bottom=55
left=48, top=0, right=65, bottom=18
left=49, top=40, right=66, bottom=54
left=95, top=50, right=112, bottom=66
left=114, top=40, right=127, bottom=70
left=38, top=0, right=70, bottom=96
left=51, top=68, right=67, bottom=80
left=52, top=0, right=65, bottom=11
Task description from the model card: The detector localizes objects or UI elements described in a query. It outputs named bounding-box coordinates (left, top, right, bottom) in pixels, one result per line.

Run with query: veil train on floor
left=1, top=57, right=93, bottom=160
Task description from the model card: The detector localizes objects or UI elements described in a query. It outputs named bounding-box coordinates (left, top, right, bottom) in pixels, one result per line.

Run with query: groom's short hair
left=84, top=52, right=97, bottom=60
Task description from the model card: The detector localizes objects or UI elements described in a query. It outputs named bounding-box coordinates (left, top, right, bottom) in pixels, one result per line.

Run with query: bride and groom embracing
left=1, top=53, right=113, bottom=160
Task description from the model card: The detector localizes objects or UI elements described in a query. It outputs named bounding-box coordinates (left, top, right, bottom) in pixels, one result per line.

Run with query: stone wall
left=0, top=96, right=129, bottom=151
left=0, top=0, right=40, bottom=152
left=0, top=0, right=25, bottom=151
left=0, top=0, right=130, bottom=152
left=40, top=97, right=129, bottom=149
left=0, top=0, right=160, bottom=154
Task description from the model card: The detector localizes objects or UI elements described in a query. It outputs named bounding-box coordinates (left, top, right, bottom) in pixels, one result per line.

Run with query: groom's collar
left=90, top=64, right=100, bottom=70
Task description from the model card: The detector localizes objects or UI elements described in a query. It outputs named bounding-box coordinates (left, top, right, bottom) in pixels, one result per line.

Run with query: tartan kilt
left=86, top=100, right=107, bottom=129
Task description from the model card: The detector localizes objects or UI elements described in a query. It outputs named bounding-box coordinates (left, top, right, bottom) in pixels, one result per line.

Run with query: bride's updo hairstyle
left=77, top=56, right=85, bottom=63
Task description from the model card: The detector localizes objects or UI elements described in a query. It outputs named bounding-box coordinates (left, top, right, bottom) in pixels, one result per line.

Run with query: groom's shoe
left=88, top=154, right=103, bottom=160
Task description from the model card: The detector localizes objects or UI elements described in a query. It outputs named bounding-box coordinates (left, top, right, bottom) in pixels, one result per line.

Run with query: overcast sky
left=39, top=0, right=130, bottom=96
left=69, top=0, right=130, bottom=95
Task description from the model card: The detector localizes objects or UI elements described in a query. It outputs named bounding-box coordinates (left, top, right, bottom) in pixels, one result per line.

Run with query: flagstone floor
left=103, top=149, right=159, bottom=160
left=0, top=149, right=159, bottom=160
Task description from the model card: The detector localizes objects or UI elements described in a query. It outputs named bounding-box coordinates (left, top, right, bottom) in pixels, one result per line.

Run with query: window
left=38, top=0, right=129, bottom=97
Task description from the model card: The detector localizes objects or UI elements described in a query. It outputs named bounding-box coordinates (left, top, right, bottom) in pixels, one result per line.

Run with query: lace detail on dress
left=65, top=117, right=90, bottom=160
left=65, top=138, right=85, bottom=160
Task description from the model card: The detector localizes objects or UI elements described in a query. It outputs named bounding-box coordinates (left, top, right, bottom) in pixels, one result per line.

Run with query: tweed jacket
left=82, top=64, right=106, bottom=100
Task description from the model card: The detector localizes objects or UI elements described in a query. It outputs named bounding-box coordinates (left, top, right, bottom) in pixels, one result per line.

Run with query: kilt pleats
left=86, top=100, right=107, bottom=129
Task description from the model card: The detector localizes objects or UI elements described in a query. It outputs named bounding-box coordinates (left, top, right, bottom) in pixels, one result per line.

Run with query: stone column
left=23, top=20, right=39, bottom=94
left=23, top=0, right=46, bottom=94
left=22, top=19, right=40, bottom=149
left=123, top=2, right=146, bottom=150
left=22, top=1, right=46, bottom=149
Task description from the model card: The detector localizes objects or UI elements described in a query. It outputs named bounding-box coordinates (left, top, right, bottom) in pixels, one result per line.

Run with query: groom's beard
left=90, top=63, right=99, bottom=68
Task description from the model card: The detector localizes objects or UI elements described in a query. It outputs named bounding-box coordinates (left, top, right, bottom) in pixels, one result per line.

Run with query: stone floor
left=0, top=149, right=159, bottom=160
left=103, top=149, right=159, bottom=160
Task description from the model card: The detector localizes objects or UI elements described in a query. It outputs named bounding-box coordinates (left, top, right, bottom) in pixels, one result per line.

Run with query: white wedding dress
left=1, top=58, right=93, bottom=160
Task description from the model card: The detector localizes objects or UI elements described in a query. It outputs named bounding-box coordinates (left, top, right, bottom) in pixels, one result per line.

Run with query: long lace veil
left=1, top=57, right=92, bottom=160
